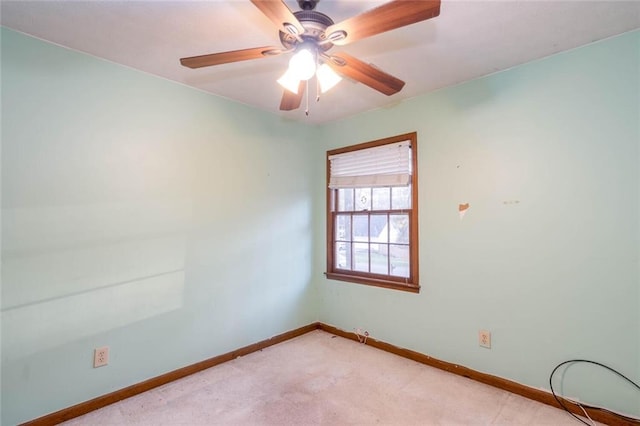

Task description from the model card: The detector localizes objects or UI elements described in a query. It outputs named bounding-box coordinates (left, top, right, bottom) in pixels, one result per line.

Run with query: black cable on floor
left=549, top=359, right=640, bottom=425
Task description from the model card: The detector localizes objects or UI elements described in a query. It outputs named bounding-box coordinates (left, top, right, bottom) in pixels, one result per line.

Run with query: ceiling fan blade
left=280, top=81, right=307, bottom=111
left=180, top=46, right=282, bottom=69
left=251, top=0, right=305, bottom=36
left=327, top=53, right=405, bottom=96
left=324, top=0, right=440, bottom=46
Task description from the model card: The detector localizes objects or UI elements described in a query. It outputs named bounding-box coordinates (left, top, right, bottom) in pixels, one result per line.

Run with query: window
left=326, top=132, right=419, bottom=293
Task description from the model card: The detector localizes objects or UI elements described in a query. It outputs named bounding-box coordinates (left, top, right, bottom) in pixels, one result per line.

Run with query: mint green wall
left=1, top=28, right=317, bottom=425
left=316, top=30, right=640, bottom=416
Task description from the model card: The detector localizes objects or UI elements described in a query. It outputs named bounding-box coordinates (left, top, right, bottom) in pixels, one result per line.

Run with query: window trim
left=325, top=132, right=419, bottom=293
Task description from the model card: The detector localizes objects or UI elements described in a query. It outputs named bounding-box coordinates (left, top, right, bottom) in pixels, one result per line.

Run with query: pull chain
left=305, top=83, right=309, bottom=116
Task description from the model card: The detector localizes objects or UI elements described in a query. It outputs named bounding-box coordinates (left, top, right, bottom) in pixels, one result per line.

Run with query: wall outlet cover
left=479, top=330, right=491, bottom=349
left=94, top=346, right=109, bottom=368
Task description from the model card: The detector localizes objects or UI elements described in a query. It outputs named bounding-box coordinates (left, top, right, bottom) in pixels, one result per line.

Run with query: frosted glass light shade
left=277, top=69, right=301, bottom=94
left=289, top=49, right=316, bottom=81
left=316, top=64, right=342, bottom=93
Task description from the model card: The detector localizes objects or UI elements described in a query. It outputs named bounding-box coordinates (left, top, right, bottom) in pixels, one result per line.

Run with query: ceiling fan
left=180, top=0, right=441, bottom=112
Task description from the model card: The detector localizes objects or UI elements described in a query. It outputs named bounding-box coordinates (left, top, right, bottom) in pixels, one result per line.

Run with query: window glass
left=337, top=188, right=354, bottom=212
left=390, top=245, right=410, bottom=278
left=390, top=214, right=410, bottom=244
left=355, top=188, right=371, bottom=211
left=391, top=186, right=411, bottom=210
left=372, top=187, right=391, bottom=210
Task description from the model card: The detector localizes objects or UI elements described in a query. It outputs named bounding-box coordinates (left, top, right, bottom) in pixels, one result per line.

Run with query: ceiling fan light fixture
left=277, top=69, right=301, bottom=94
left=288, top=48, right=316, bottom=81
left=182, top=0, right=442, bottom=112
left=316, top=63, right=342, bottom=93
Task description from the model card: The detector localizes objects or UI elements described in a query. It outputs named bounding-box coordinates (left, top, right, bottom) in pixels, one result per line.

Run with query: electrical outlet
left=479, top=330, right=491, bottom=349
left=94, top=346, right=109, bottom=368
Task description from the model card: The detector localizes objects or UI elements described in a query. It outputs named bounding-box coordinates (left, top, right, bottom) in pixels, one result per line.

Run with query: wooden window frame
left=325, top=132, right=419, bottom=293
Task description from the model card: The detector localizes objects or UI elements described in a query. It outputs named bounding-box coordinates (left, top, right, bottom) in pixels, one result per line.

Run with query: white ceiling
left=2, top=0, right=639, bottom=124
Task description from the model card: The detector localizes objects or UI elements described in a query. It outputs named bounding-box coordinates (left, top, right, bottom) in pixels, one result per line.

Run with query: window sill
left=324, top=272, right=420, bottom=294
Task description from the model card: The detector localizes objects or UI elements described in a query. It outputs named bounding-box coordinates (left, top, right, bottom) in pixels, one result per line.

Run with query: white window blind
left=328, top=140, right=412, bottom=189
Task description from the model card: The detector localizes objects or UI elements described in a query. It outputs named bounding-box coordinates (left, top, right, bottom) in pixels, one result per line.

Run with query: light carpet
left=62, top=330, right=594, bottom=425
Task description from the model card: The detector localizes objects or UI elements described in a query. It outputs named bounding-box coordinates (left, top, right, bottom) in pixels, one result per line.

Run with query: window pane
left=372, top=187, right=390, bottom=210
left=335, top=242, right=352, bottom=270
left=391, top=185, right=411, bottom=210
left=354, top=243, right=369, bottom=272
left=390, top=244, right=410, bottom=277
left=390, top=214, right=409, bottom=244
left=337, top=188, right=354, bottom=211
left=352, top=215, right=369, bottom=240
left=371, top=244, right=389, bottom=275
left=355, top=188, right=371, bottom=211
left=335, top=214, right=351, bottom=242
left=370, top=214, right=388, bottom=243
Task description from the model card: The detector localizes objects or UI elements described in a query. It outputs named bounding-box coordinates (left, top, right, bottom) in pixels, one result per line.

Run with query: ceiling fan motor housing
left=297, top=0, right=319, bottom=11
left=279, top=10, right=335, bottom=52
